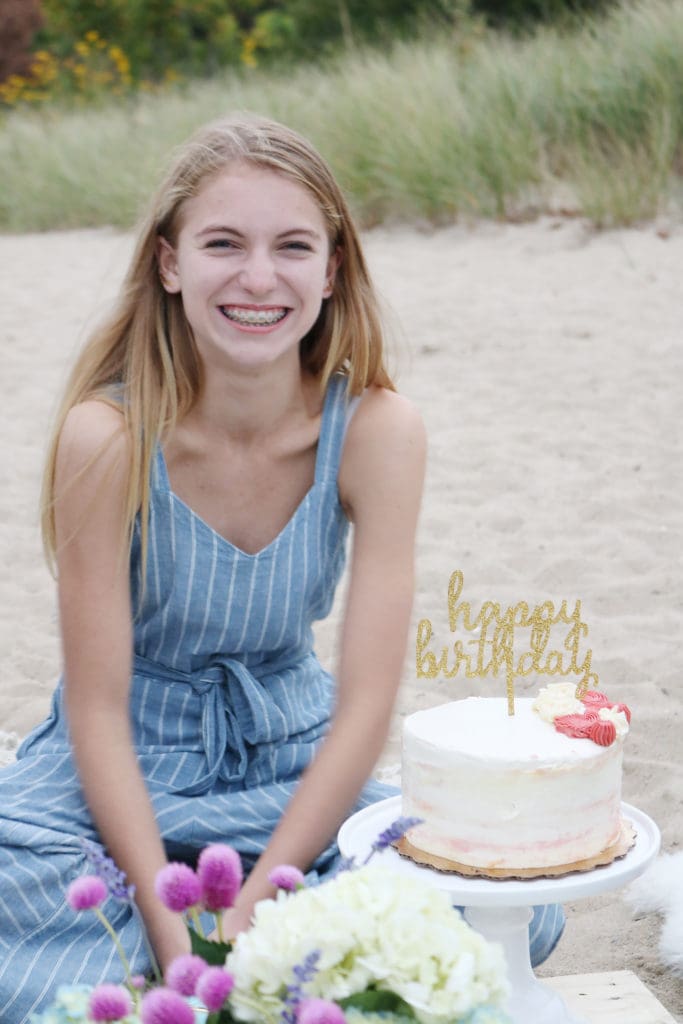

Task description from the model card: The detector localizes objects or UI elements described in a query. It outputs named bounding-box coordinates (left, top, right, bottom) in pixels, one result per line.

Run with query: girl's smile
left=219, top=304, right=290, bottom=330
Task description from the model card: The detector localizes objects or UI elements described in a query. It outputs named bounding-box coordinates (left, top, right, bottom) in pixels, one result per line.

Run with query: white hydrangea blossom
left=226, top=866, right=509, bottom=1024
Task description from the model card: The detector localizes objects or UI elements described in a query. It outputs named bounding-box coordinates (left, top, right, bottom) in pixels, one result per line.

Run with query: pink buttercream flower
left=154, top=862, right=201, bottom=913
left=196, top=966, right=235, bottom=1012
left=140, top=987, right=195, bottom=1024
left=88, top=983, right=133, bottom=1021
left=165, top=953, right=207, bottom=996
left=268, top=864, right=306, bottom=892
left=66, top=875, right=108, bottom=911
left=614, top=702, right=632, bottom=724
left=581, top=690, right=612, bottom=709
left=196, top=844, right=242, bottom=911
left=296, top=997, right=346, bottom=1024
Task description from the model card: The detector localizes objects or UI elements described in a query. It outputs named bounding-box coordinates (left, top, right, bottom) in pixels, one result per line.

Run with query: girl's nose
left=239, top=249, right=277, bottom=295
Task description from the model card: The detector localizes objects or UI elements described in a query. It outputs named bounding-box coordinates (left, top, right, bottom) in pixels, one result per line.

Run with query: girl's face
left=158, top=162, right=339, bottom=375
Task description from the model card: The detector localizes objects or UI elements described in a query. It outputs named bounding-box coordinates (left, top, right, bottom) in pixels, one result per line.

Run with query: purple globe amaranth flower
left=269, top=865, right=305, bottom=892
left=154, top=862, right=202, bottom=913
left=296, top=997, right=346, bottom=1024
left=196, top=966, right=235, bottom=1012
left=196, top=844, right=242, bottom=911
left=165, top=953, right=207, bottom=997
left=66, top=875, right=108, bottom=911
left=88, top=983, right=133, bottom=1021
left=140, top=987, right=195, bottom=1024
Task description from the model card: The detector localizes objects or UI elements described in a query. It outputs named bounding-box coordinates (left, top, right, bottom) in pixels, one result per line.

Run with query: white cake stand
left=338, top=796, right=660, bottom=1024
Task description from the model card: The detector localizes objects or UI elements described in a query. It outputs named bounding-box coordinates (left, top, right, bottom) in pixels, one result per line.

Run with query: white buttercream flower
left=532, top=682, right=584, bottom=722
left=598, top=705, right=629, bottom=737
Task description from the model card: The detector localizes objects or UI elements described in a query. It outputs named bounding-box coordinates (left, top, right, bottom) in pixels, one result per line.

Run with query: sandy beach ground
left=1, top=220, right=681, bottom=1018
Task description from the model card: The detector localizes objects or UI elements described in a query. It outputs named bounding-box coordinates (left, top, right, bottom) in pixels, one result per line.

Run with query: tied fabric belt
left=132, top=654, right=272, bottom=796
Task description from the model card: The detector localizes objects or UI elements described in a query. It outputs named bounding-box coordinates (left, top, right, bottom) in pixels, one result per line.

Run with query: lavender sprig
left=363, top=816, right=423, bottom=864
left=79, top=838, right=136, bottom=903
left=332, top=855, right=357, bottom=876
left=280, top=950, right=321, bottom=1024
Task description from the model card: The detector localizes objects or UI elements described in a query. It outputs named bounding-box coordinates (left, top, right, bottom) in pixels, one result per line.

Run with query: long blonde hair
left=41, top=114, right=394, bottom=572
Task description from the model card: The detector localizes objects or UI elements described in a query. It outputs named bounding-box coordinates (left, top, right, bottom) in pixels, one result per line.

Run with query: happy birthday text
left=416, top=571, right=598, bottom=712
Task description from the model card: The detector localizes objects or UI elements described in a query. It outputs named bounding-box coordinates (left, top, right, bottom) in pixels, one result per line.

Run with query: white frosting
left=402, top=697, right=624, bottom=870
left=598, top=705, right=630, bottom=737
left=532, top=682, right=584, bottom=723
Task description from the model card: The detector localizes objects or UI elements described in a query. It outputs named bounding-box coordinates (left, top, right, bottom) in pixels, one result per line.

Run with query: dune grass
left=1, top=0, right=681, bottom=232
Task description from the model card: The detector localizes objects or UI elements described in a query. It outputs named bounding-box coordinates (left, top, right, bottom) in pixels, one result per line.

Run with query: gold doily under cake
left=393, top=817, right=636, bottom=880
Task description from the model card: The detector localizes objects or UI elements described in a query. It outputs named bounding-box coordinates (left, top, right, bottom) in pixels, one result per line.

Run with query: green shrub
left=467, top=0, right=618, bottom=28
left=0, top=31, right=134, bottom=108
left=33, top=0, right=622, bottom=86
left=37, top=0, right=244, bottom=79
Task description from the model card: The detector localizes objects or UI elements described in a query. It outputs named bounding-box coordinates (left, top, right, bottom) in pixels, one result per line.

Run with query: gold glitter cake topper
left=416, top=571, right=598, bottom=715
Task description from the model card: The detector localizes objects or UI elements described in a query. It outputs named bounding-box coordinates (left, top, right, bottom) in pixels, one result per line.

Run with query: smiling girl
left=0, top=115, right=426, bottom=1021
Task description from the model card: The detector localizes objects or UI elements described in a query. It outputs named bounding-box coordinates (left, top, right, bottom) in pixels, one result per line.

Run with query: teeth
left=222, top=307, right=287, bottom=325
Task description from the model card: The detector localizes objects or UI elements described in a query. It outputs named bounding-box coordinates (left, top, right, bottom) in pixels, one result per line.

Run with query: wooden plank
left=545, top=970, right=679, bottom=1024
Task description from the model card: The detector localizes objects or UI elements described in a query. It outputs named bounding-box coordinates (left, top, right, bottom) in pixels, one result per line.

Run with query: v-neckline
left=155, top=382, right=335, bottom=559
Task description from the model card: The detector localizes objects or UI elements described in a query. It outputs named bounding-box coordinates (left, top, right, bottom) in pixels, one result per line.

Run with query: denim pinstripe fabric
left=0, top=375, right=390, bottom=1021
left=528, top=901, right=564, bottom=964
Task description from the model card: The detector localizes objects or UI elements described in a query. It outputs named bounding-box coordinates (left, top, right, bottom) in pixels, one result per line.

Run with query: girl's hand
left=207, top=905, right=253, bottom=945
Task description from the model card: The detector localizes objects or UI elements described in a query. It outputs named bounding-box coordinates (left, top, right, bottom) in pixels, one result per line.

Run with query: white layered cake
left=401, top=689, right=630, bottom=871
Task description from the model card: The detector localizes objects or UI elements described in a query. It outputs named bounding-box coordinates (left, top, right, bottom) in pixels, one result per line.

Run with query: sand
left=1, top=220, right=681, bottom=1018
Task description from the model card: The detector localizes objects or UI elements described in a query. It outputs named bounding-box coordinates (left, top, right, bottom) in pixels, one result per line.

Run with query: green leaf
left=207, top=1010, right=241, bottom=1024
left=338, top=989, right=416, bottom=1017
left=188, top=927, right=232, bottom=965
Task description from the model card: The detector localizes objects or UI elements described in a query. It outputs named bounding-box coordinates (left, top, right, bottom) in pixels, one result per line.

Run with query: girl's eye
left=283, top=241, right=313, bottom=252
left=206, top=238, right=237, bottom=249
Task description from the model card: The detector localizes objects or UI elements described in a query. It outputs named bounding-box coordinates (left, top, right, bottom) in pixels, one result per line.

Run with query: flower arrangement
left=31, top=822, right=512, bottom=1024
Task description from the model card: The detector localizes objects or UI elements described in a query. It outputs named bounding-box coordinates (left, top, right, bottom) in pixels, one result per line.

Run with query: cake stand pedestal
left=338, top=796, right=660, bottom=1024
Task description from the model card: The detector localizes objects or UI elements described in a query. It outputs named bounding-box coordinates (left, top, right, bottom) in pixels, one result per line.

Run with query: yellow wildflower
left=241, top=36, right=258, bottom=68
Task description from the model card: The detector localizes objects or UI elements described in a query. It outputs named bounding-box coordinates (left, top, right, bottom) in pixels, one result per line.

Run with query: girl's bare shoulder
left=344, top=385, right=426, bottom=464
left=339, top=386, right=426, bottom=518
left=57, top=399, right=130, bottom=481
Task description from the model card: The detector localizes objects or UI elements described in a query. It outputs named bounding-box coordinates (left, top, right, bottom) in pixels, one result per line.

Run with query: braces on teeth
left=224, top=308, right=287, bottom=325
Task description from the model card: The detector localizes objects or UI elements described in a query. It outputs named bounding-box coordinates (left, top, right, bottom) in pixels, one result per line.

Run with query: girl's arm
left=55, top=401, right=189, bottom=970
left=222, top=387, right=426, bottom=934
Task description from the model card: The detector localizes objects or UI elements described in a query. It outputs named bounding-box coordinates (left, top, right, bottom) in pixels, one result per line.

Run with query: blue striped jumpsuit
left=0, top=374, right=562, bottom=1022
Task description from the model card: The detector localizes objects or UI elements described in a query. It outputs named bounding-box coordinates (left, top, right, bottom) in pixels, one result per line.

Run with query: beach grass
left=1, top=0, right=681, bottom=231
